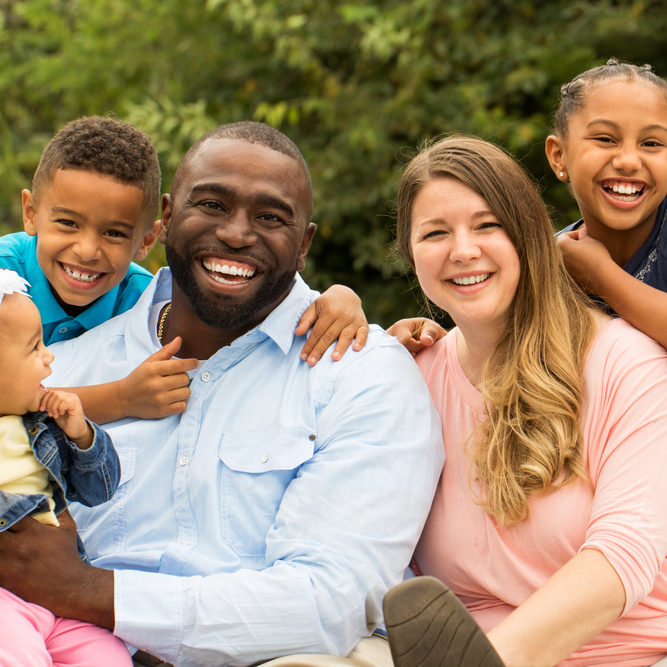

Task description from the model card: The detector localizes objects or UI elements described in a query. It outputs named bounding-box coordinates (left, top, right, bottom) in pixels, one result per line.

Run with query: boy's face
left=0, top=294, right=54, bottom=416
left=22, top=169, right=159, bottom=313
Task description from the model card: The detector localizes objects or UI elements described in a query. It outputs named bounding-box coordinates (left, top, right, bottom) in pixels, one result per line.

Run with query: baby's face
left=0, top=294, right=54, bottom=416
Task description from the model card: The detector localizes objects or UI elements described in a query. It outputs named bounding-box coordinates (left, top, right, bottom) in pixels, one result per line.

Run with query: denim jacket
left=0, top=411, right=120, bottom=557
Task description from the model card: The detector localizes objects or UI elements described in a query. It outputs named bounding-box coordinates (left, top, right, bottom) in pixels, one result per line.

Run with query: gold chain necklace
left=157, top=302, right=171, bottom=343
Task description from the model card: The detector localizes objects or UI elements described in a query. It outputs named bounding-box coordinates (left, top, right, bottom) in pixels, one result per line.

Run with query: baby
left=0, top=268, right=130, bottom=665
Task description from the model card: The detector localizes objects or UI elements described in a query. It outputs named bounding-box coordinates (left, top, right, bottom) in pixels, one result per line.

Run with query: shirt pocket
left=218, top=429, right=315, bottom=558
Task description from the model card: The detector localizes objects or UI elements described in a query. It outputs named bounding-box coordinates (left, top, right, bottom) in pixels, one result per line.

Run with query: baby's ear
left=133, top=220, right=161, bottom=260
left=22, top=190, right=38, bottom=235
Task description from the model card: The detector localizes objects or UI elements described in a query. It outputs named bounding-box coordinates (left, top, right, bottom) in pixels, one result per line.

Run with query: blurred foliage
left=1, top=0, right=665, bottom=325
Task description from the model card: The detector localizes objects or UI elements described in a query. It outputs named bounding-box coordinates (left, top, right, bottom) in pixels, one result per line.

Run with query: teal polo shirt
left=0, top=232, right=153, bottom=345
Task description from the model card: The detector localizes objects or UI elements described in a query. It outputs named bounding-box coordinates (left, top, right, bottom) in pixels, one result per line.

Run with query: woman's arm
left=487, top=548, right=624, bottom=667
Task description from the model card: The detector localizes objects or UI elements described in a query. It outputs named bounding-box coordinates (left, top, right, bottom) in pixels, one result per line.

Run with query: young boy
left=2, top=116, right=160, bottom=345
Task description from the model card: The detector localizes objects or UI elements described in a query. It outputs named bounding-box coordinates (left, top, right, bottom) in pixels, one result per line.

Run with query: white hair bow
left=0, top=268, right=31, bottom=307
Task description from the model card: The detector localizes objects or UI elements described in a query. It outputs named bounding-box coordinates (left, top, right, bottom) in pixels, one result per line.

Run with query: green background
left=1, top=0, right=665, bottom=325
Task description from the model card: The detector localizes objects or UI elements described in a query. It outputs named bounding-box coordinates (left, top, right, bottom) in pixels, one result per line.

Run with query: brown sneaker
left=383, top=576, right=505, bottom=667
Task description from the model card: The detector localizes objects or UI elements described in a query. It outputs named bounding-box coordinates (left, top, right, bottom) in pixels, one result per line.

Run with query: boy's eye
left=56, top=218, right=77, bottom=228
left=642, top=139, right=664, bottom=148
left=105, top=229, right=128, bottom=239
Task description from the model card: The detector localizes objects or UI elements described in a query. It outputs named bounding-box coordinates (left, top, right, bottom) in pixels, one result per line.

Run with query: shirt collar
left=139, top=269, right=313, bottom=357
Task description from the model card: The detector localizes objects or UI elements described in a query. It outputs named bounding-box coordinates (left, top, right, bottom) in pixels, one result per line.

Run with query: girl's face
left=546, top=78, right=667, bottom=246
left=0, top=294, right=54, bottom=416
left=410, top=177, right=520, bottom=342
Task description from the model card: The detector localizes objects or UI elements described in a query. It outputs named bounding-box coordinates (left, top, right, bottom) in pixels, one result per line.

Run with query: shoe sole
left=383, top=576, right=504, bottom=667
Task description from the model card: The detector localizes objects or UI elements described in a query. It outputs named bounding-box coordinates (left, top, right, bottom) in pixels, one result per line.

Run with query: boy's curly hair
left=32, top=116, right=160, bottom=226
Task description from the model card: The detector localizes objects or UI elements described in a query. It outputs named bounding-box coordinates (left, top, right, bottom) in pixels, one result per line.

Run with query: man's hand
left=0, top=511, right=114, bottom=629
left=387, top=318, right=446, bottom=356
left=118, top=337, right=198, bottom=418
left=296, top=285, right=369, bottom=366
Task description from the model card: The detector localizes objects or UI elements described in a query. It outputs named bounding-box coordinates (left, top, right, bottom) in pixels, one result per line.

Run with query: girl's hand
left=296, top=285, right=369, bottom=366
left=39, top=389, right=93, bottom=449
left=557, top=228, right=613, bottom=295
left=387, top=318, right=446, bottom=356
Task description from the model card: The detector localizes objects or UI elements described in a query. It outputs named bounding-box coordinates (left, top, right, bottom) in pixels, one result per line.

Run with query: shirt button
left=309, top=434, right=316, bottom=441
left=28, top=426, right=39, bottom=436
left=58, top=326, right=68, bottom=334
left=261, top=453, right=270, bottom=463
left=179, top=456, right=189, bottom=466
left=201, top=371, right=211, bottom=382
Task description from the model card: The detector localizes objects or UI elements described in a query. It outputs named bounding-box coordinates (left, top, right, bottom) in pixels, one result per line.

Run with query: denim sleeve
left=58, top=421, right=120, bottom=506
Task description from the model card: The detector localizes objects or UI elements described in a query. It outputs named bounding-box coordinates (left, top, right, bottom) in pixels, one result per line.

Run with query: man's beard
left=165, top=242, right=297, bottom=331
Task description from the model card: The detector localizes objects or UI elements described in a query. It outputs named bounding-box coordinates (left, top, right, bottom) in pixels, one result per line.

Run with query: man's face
left=160, top=138, right=315, bottom=333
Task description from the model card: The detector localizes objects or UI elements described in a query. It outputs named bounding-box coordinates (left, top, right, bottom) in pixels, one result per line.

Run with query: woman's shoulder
left=586, top=315, right=667, bottom=380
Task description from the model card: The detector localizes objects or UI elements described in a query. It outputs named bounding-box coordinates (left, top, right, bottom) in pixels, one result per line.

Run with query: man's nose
left=215, top=212, right=257, bottom=247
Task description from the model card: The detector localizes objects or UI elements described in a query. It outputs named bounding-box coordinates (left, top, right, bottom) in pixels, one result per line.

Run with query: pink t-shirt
left=415, top=318, right=667, bottom=666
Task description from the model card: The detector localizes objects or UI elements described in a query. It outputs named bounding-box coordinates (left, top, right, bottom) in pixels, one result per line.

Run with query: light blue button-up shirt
left=49, top=268, right=444, bottom=666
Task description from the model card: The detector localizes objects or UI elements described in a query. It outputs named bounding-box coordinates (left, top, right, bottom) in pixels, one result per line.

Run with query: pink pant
left=0, top=587, right=131, bottom=667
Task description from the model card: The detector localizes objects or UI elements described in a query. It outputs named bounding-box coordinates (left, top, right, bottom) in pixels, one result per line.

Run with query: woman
left=383, top=136, right=667, bottom=666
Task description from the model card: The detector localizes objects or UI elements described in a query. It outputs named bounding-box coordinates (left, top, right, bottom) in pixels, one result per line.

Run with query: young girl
left=389, top=59, right=667, bottom=352
left=383, top=136, right=667, bottom=667
left=546, top=58, right=667, bottom=348
left=0, top=269, right=130, bottom=666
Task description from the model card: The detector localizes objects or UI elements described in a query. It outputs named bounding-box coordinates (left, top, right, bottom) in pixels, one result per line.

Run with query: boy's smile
left=22, top=169, right=157, bottom=315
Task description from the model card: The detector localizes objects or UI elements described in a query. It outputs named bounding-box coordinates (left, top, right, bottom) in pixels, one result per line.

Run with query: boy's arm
left=67, top=337, right=198, bottom=424
left=295, top=284, right=369, bottom=366
left=559, top=232, right=667, bottom=348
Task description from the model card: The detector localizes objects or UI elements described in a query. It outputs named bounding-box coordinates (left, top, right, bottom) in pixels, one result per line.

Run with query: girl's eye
left=478, top=221, right=501, bottom=230
left=422, top=229, right=445, bottom=240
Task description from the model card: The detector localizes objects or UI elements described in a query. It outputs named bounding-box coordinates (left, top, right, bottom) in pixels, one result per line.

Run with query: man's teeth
left=63, top=266, right=101, bottom=282
left=452, top=273, right=489, bottom=286
left=203, top=260, right=255, bottom=279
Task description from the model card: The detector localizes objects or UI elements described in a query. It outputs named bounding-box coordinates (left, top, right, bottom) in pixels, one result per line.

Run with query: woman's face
left=410, top=177, right=521, bottom=339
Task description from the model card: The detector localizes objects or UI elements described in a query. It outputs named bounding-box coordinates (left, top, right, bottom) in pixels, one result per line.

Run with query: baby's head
left=0, top=270, right=54, bottom=416
left=21, top=116, right=161, bottom=314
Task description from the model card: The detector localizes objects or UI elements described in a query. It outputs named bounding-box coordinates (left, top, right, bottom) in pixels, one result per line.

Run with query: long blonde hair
left=396, top=136, right=594, bottom=524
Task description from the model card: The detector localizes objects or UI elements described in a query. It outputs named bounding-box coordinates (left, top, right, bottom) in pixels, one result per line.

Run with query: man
left=0, top=122, right=444, bottom=666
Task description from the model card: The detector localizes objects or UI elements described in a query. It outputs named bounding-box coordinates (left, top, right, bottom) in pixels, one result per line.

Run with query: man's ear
left=158, top=193, right=173, bottom=245
left=22, top=190, right=38, bottom=235
left=132, top=220, right=161, bottom=261
left=297, top=222, right=317, bottom=271
left=545, top=135, right=568, bottom=181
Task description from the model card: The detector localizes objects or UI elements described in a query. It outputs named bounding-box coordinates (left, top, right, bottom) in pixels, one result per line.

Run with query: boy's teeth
left=63, top=265, right=101, bottom=282
left=452, top=273, right=489, bottom=286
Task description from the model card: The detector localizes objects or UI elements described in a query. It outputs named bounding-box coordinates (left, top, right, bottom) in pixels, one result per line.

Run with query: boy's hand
left=557, top=227, right=613, bottom=295
left=387, top=318, right=446, bottom=357
left=39, top=390, right=93, bottom=449
left=296, top=284, right=369, bottom=367
left=119, top=337, right=198, bottom=419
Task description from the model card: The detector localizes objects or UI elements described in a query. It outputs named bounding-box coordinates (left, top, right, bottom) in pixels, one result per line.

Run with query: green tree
left=1, top=0, right=665, bottom=324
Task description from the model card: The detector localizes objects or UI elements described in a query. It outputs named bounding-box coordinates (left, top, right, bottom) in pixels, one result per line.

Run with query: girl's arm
left=558, top=231, right=667, bottom=347
left=487, top=549, right=624, bottom=667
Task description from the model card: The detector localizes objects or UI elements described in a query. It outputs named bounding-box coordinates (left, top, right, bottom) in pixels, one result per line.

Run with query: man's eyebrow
left=190, top=183, right=295, bottom=218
